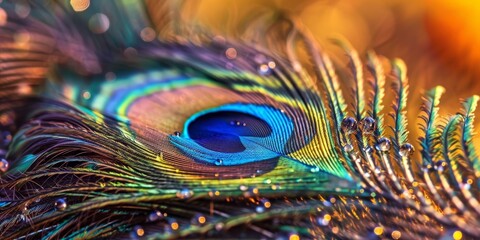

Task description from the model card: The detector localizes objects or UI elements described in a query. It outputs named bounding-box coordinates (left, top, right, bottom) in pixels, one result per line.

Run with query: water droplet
left=173, top=131, right=181, bottom=137
left=225, top=47, right=237, bottom=59
left=421, top=164, right=433, bottom=172
left=359, top=117, right=376, bottom=134
left=286, top=233, right=300, bottom=240
left=0, top=112, right=15, bottom=127
left=15, top=2, right=31, bottom=18
left=375, top=137, right=391, bottom=152
left=176, top=188, right=194, bottom=199
left=260, top=198, right=271, bottom=208
left=399, top=143, right=415, bottom=157
left=82, top=91, right=91, bottom=100
left=343, top=144, right=354, bottom=152
left=70, top=0, right=90, bottom=12
left=411, top=181, right=419, bottom=187
left=341, top=117, right=358, bottom=134
left=54, top=198, right=67, bottom=211
left=0, top=8, right=7, bottom=27
left=239, top=185, right=248, bottom=191
left=461, top=179, right=472, bottom=190
left=258, top=64, right=271, bottom=75
left=310, top=167, right=320, bottom=173
left=215, top=222, right=224, bottom=231
left=391, top=230, right=402, bottom=239
left=88, top=13, right=110, bottom=34
left=140, top=27, right=156, bottom=42
left=373, top=226, right=384, bottom=236
left=131, top=225, right=145, bottom=238
left=214, top=159, right=223, bottom=166
left=148, top=210, right=162, bottom=222
left=192, top=213, right=207, bottom=225
left=255, top=206, right=265, bottom=213
left=268, top=61, right=276, bottom=69
left=0, top=158, right=9, bottom=173
left=169, top=218, right=180, bottom=230
left=452, top=230, right=463, bottom=240
left=316, top=213, right=331, bottom=226
left=434, top=160, right=447, bottom=172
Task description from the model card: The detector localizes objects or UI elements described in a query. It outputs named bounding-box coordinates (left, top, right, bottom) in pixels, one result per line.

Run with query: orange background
left=181, top=0, right=480, bottom=144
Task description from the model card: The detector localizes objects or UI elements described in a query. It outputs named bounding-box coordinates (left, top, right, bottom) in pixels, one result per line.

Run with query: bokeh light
left=70, top=0, right=90, bottom=12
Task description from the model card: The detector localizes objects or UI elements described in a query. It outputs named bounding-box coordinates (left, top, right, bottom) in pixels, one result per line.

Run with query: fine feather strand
left=419, top=86, right=445, bottom=166
left=461, top=95, right=480, bottom=174
left=366, top=51, right=385, bottom=137
left=390, top=59, right=409, bottom=157
left=332, top=38, right=366, bottom=121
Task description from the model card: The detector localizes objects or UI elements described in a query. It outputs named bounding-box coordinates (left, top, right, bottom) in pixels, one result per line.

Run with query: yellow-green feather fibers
left=462, top=95, right=480, bottom=174
left=419, top=86, right=445, bottom=165
left=366, top=51, right=385, bottom=137
left=333, top=38, right=365, bottom=120
left=391, top=59, right=409, bottom=153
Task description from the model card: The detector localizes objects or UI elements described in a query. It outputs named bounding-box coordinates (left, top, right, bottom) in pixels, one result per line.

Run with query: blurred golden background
left=172, top=0, right=480, bottom=144
left=186, top=0, right=480, bottom=106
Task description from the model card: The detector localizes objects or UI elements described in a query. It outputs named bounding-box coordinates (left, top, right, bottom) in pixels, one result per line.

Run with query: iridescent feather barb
left=0, top=1, right=480, bottom=239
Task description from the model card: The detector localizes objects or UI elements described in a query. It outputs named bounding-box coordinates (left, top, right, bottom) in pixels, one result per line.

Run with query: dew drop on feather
left=0, top=158, right=9, bottom=173
left=341, top=117, right=358, bottom=134
left=375, top=137, right=391, bottom=152
left=54, top=198, right=67, bottom=211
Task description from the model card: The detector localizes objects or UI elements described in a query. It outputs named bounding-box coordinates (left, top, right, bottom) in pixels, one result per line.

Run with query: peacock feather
left=0, top=1, right=479, bottom=239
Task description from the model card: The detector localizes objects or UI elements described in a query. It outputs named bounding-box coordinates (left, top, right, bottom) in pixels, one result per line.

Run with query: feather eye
left=43, top=45, right=352, bottom=181
left=171, top=103, right=294, bottom=165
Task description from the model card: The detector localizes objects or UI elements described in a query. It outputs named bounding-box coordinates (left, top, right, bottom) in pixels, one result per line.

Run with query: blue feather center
left=170, top=103, right=294, bottom=165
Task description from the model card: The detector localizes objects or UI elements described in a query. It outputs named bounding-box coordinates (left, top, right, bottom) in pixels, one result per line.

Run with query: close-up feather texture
left=0, top=0, right=479, bottom=239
